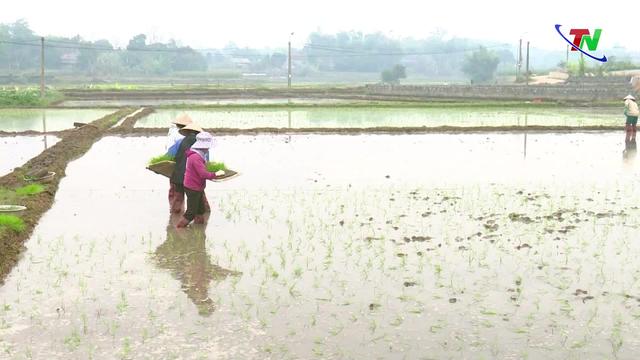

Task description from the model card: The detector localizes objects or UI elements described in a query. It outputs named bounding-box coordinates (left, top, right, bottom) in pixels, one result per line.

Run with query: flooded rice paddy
left=61, top=98, right=366, bottom=108
left=136, top=108, right=620, bottom=129
left=0, top=136, right=59, bottom=176
left=1, top=133, right=639, bottom=359
left=0, top=109, right=114, bottom=132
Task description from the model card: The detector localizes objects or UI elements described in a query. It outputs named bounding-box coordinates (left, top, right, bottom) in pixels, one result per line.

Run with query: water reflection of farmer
left=624, top=95, right=639, bottom=142
left=154, top=216, right=239, bottom=316
left=624, top=138, right=637, bottom=164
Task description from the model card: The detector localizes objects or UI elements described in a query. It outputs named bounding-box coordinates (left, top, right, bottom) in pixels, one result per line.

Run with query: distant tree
left=127, top=34, right=147, bottom=50
left=0, top=20, right=39, bottom=70
left=462, top=47, right=500, bottom=83
left=270, top=53, right=287, bottom=68
left=381, top=64, right=406, bottom=84
left=171, top=49, right=208, bottom=72
left=95, top=52, right=126, bottom=75
left=77, top=39, right=113, bottom=73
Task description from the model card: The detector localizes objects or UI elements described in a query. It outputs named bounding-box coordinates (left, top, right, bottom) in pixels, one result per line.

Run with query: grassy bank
left=0, top=88, right=64, bottom=107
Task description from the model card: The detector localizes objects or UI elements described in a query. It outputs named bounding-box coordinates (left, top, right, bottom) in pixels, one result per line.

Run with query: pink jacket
left=183, top=150, right=216, bottom=191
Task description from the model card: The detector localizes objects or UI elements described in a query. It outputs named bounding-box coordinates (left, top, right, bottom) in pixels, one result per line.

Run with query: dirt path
left=0, top=108, right=137, bottom=284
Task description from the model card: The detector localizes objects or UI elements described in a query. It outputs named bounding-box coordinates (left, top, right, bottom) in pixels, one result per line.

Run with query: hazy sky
left=1, top=0, right=635, bottom=51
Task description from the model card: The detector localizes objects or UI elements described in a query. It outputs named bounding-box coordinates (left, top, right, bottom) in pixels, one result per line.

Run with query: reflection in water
left=154, top=214, right=240, bottom=316
left=623, top=139, right=637, bottom=164
left=42, top=112, right=48, bottom=150
left=522, top=113, right=528, bottom=159
left=286, top=108, right=292, bottom=143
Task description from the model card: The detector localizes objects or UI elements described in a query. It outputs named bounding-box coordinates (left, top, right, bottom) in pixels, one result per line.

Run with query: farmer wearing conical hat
left=167, top=114, right=193, bottom=213
left=169, top=121, right=203, bottom=214
left=167, top=114, right=192, bottom=153
left=624, top=95, right=639, bottom=142
left=177, top=132, right=220, bottom=228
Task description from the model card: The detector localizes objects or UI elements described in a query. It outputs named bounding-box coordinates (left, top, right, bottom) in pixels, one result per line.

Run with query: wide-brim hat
left=179, top=123, right=203, bottom=135
left=171, top=113, right=193, bottom=126
left=624, top=95, right=636, bottom=101
left=192, top=131, right=214, bottom=149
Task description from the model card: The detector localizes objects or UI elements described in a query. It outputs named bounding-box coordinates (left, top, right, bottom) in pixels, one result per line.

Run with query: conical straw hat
left=171, top=113, right=193, bottom=126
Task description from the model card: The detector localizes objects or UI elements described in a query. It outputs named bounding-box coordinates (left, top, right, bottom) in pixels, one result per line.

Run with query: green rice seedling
left=0, top=215, right=25, bottom=233
left=148, top=154, right=174, bottom=165
left=206, top=162, right=227, bottom=172
left=15, top=184, right=45, bottom=196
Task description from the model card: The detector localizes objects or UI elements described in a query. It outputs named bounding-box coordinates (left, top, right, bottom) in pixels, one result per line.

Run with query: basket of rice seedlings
left=146, top=154, right=176, bottom=178
left=207, top=162, right=239, bottom=182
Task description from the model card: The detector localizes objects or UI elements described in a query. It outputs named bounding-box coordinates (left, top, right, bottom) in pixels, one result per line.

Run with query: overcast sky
left=1, top=0, right=635, bottom=52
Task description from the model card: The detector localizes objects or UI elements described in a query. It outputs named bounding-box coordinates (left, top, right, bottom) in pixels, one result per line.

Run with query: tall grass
left=0, top=88, right=63, bottom=106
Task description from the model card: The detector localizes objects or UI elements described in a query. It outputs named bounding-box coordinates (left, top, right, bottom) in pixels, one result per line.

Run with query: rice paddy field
left=1, top=126, right=639, bottom=359
left=136, top=108, right=620, bottom=129
left=0, top=109, right=114, bottom=132
left=61, top=98, right=367, bottom=108
left=0, top=136, right=59, bottom=176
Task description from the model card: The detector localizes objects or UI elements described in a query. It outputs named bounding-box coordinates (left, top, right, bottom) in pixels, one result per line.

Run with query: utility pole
left=525, top=41, right=530, bottom=86
left=40, top=37, right=45, bottom=98
left=566, top=44, right=569, bottom=67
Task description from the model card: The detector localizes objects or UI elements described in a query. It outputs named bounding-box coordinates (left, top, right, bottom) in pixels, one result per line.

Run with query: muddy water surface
left=0, top=133, right=639, bottom=359
left=0, top=109, right=114, bottom=132
left=0, top=136, right=60, bottom=176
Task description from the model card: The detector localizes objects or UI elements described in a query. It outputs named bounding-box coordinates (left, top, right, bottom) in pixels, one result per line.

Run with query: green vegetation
left=15, top=184, right=45, bottom=196
left=0, top=21, right=206, bottom=77
left=148, top=154, right=174, bottom=165
left=0, top=21, right=518, bottom=85
left=0, top=215, right=25, bottom=233
left=462, top=47, right=500, bottom=83
left=566, top=56, right=640, bottom=77
left=381, top=65, right=407, bottom=84
left=206, top=162, right=227, bottom=172
left=0, top=184, right=44, bottom=203
left=0, top=88, right=63, bottom=107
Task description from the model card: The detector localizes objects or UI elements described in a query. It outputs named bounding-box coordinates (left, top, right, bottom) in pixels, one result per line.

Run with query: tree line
left=0, top=20, right=515, bottom=82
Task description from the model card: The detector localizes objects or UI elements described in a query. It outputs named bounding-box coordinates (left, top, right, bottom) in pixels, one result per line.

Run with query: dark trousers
left=184, top=188, right=206, bottom=221
left=169, top=182, right=185, bottom=213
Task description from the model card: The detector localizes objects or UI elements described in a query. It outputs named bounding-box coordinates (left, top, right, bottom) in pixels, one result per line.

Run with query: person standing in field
left=177, top=132, right=221, bottom=228
left=624, top=95, right=639, bottom=142
left=169, top=122, right=202, bottom=214
left=167, top=114, right=192, bottom=212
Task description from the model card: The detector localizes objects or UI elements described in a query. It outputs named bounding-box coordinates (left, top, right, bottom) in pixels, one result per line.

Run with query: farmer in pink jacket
left=177, top=132, right=218, bottom=228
